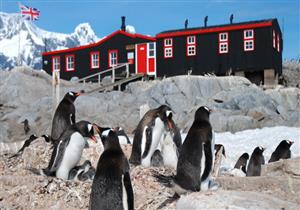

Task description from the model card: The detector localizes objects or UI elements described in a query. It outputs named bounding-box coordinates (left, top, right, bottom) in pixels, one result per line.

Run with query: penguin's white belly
left=141, top=118, right=165, bottom=167
left=56, top=132, right=85, bottom=180
left=200, top=143, right=205, bottom=179
left=121, top=175, right=128, bottom=210
left=161, top=132, right=178, bottom=169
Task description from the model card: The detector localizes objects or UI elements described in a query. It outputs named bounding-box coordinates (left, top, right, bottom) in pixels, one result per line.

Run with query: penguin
left=153, top=106, right=214, bottom=193
left=22, top=119, right=30, bottom=135
left=69, top=160, right=95, bottom=181
left=50, top=91, right=81, bottom=144
left=246, top=146, right=265, bottom=176
left=151, top=149, right=164, bottom=167
left=129, top=105, right=174, bottom=167
left=234, top=152, right=249, bottom=174
left=90, top=126, right=134, bottom=210
left=9, top=134, right=38, bottom=158
left=31, top=121, right=97, bottom=180
left=214, top=144, right=226, bottom=158
left=269, top=140, right=294, bottom=163
left=115, top=127, right=131, bottom=144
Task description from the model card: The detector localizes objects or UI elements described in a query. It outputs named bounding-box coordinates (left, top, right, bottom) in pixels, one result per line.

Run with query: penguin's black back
left=234, top=153, right=249, bottom=173
left=175, top=107, right=212, bottom=191
left=51, top=96, right=76, bottom=142
left=269, top=140, right=292, bottom=163
left=246, top=147, right=264, bottom=176
left=90, top=131, right=133, bottom=210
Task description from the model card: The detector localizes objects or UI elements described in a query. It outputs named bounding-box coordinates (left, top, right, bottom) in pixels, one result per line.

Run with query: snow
left=126, top=25, right=136, bottom=34
left=179, top=126, right=299, bottom=170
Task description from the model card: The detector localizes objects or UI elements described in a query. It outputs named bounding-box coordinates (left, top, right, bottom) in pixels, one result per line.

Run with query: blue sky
left=1, top=0, right=299, bottom=59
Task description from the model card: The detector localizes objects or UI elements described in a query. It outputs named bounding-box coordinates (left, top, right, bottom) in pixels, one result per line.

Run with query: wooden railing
left=77, top=62, right=130, bottom=86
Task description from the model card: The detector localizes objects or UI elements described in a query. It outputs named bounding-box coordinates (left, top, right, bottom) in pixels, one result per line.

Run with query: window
left=164, top=38, right=173, bottom=58
left=149, top=42, right=155, bottom=57
left=277, top=34, right=280, bottom=52
left=164, top=48, right=173, bottom=58
left=65, top=55, right=75, bottom=71
left=186, top=36, right=196, bottom=56
left=90, top=52, right=100, bottom=69
left=164, top=38, right=172, bottom=46
left=219, top=32, right=228, bottom=54
left=52, top=56, right=60, bottom=71
left=273, top=30, right=276, bottom=48
left=109, top=50, right=118, bottom=67
left=243, top=29, right=254, bottom=51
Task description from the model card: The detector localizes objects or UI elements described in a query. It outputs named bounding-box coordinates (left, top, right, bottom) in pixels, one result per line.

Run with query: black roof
left=157, top=18, right=277, bottom=35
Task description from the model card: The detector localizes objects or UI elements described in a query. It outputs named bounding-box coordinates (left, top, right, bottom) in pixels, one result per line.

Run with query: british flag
left=19, top=3, right=40, bottom=21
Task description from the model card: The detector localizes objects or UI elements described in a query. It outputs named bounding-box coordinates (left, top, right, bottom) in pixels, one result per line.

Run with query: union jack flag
left=19, top=3, right=40, bottom=21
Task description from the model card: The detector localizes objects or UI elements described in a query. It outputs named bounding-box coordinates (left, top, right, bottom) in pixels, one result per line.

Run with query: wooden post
left=112, top=66, right=115, bottom=83
left=212, top=145, right=224, bottom=177
left=52, top=70, right=60, bottom=117
left=126, top=63, right=129, bottom=78
left=98, top=74, right=101, bottom=86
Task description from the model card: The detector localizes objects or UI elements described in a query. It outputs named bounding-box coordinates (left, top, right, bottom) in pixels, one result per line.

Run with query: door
left=136, top=43, right=147, bottom=74
left=136, top=42, right=156, bottom=76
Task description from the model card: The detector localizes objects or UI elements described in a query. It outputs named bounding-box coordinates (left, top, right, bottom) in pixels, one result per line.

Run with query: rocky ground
left=0, top=65, right=299, bottom=143
left=0, top=138, right=299, bottom=210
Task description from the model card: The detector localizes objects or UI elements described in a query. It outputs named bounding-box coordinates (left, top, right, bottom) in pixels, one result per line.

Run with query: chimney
left=204, top=16, right=208, bottom=27
left=121, top=16, right=126, bottom=31
left=230, top=14, right=234, bottom=24
left=185, top=19, right=188, bottom=29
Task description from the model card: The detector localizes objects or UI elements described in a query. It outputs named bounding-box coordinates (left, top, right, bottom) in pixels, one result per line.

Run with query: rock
left=262, top=157, right=300, bottom=177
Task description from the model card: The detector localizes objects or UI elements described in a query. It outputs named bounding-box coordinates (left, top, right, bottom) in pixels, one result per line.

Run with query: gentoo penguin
left=115, top=127, right=131, bottom=144
left=34, top=121, right=97, bottom=180
left=246, top=146, right=265, bottom=176
left=50, top=91, right=82, bottom=144
left=234, top=153, right=249, bottom=173
left=151, top=149, right=164, bottom=167
left=22, top=119, right=30, bottom=135
left=153, top=106, right=214, bottom=193
left=214, top=144, right=226, bottom=158
left=129, top=105, right=174, bottom=166
left=9, top=134, right=38, bottom=158
left=90, top=126, right=134, bottom=210
left=269, top=140, right=294, bottom=163
left=69, top=160, right=95, bottom=181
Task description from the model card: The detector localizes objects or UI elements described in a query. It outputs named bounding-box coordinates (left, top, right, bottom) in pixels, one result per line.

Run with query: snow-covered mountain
left=0, top=12, right=100, bottom=70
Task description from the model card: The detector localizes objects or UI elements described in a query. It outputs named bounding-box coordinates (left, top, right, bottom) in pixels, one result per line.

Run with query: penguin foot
left=208, top=179, right=219, bottom=190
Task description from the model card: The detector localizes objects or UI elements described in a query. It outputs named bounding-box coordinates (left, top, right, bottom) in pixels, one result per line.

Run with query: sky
left=1, top=0, right=299, bottom=59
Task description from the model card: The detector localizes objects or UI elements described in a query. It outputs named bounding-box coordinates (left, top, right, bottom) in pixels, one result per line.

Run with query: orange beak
left=167, top=120, right=173, bottom=131
left=75, top=92, right=81, bottom=97
left=93, top=123, right=101, bottom=134
left=90, top=135, right=97, bottom=143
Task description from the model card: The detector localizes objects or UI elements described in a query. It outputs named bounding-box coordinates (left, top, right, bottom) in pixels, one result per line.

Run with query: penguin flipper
left=141, top=127, right=152, bottom=159
left=124, top=172, right=134, bottom=210
left=152, top=170, right=174, bottom=188
left=47, top=136, right=70, bottom=172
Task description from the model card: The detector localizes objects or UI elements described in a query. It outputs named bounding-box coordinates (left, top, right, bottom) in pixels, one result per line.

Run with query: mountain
left=0, top=12, right=100, bottom=70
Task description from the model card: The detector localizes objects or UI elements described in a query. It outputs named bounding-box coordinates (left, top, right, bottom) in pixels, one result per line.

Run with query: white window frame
left=219, top=32, right=228, bottom=42
left=219, top=42, right=228, bottom=53
left=187, top=45, right=196, bottom=56
left=244, top=29, right=254, bottom=39
left=148, top=42, right=155, bottom=57
left=244, top=40, right=254, bottom=51
left=164, top=47, right=173, bottom=58
left=52, top=57, right=60, bottom=71
left=164, top=38, right=173, bottom=47
left=109, top=50, right=118, bottom=67
left=66, top=55, right=75, bottom=71
left=90, top=52, right=99, bottom=69
left=187, top=36, right=196, bottom=44
left=277, top=34, right=280, bottom=52
left=273, top=30, right=276, bottom=48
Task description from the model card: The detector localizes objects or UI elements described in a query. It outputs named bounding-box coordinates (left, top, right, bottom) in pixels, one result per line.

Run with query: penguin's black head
left=194, top=106, right=211, bottom=122
left=22, top=119, right=28, bottom=124
left=99, top=128, right=120, bottom=150
left=41, top=134, right=51, bottom=143
left=253, top=146, right=265, bottom=154
left=241, top=152, right=250, bottom=160
left=29, top=134, right=38, bottom=140
left=75, top=121, right=97, bottom=143
left=157, top=105, right=174, bottom=131
left=64, top=91, right=81, bottom=102
left=280, top=140, right=294, bottom=148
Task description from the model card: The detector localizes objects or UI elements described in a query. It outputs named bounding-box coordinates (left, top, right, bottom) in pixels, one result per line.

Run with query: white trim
left=164, top=38, right=173, bottom=47
left=244, top=40, right=254, bottom=51
left=91, top=52, right=99, bottom=69
left=164, top=47, right=173, bottom=57
left=66, top=55, right=74, bottom=71
left=187, top=35, right=196, bottom=44
left=219, top=42, right=228, bottom=54
left=53, top=57, right=60, bottom=71
left=135, top=44, right=138, bottom=74
left=219, top=32, right=228, bottom=42
left=244, top=29, right=254, bottom=39
left=187, top=45, right=196, bottom=56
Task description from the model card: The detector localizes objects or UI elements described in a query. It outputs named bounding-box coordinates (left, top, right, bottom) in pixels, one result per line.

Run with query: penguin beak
left=92, top=123, right=101, bottom=134
left=290, top=141, right=294, bottom=145
left=90, top=135, right=97, bottom=143
left=75, top=92, right=81, bottom=97
left=167, top=119, right=173, bottom=131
